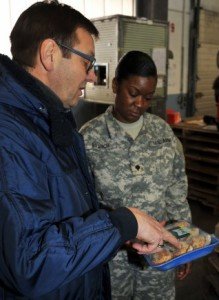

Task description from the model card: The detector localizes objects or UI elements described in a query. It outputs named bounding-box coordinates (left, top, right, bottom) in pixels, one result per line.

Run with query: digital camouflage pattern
left=109, top=256, right=176, bottom=300
left=80, top=106, right=191, bottom=299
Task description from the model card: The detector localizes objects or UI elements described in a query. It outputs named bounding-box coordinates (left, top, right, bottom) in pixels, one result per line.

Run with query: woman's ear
left=112, top=78, right=118, bottom=94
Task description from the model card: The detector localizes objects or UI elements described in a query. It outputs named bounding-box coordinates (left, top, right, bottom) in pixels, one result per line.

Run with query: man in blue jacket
left=0, top=2, right=179, bottom=299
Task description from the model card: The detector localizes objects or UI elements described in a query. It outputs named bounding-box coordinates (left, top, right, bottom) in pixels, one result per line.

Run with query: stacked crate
left=172, top=123, right=219, bottom=214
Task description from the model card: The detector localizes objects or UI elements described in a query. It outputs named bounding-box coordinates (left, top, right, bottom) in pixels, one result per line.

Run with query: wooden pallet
left=172, top=122, right=219, bottom=214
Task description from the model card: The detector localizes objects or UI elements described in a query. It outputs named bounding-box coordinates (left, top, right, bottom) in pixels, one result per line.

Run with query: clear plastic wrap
left=144, top=221, right=219, bottom=271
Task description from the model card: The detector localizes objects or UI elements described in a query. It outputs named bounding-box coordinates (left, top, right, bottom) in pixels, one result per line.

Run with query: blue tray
left=144, top=236, right=219, bottom=271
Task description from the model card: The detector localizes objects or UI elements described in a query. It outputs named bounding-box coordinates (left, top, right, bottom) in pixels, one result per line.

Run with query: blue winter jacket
left=0, top=55, right=137, bottom=299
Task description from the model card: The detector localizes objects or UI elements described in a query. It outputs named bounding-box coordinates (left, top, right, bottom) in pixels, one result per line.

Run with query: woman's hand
left=176, top=263, right=192, bottom=280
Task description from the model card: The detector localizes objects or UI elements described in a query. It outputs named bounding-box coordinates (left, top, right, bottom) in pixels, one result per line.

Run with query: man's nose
left=86, top=69, right=97, bottom=83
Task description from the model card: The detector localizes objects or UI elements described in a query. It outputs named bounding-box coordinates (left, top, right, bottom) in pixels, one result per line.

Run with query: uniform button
left=135, top=165, right=141, bottom=170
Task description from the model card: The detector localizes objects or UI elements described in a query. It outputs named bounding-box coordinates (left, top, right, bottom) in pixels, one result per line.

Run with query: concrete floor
left=175, top=200, right=219, bottom=300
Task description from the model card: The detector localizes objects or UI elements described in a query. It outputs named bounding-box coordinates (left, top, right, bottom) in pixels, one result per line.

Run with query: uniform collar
left=104, top=105, right=148, bottom=140
left=104, top=106, right=127, bottom=140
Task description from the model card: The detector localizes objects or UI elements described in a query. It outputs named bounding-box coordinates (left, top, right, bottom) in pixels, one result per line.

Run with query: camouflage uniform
left=80, top=106, right=191, bottom=300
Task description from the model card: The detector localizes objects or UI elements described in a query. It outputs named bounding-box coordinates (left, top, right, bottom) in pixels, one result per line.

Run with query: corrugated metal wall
left=121, top=19, right=167, bottom=98
left=84, top=17, right=118, bottom=103
left=195, top=9, right=219, bottom=116
left=121, top=22, right=166, bottom=53
left=85, top=16, right=168, bottom=104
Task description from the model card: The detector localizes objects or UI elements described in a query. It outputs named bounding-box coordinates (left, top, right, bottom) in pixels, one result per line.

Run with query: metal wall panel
left=136, top=0, right=168, bottom=21
left=121, top=22, right=166, bottom=53
left=120, top=19, right=167, bottom=98
left=85, top=15, right=168, bottom=107
left=195, top=9, right=219, bottom=116
left=85, top=17, right=118, bottom=103
left=199, top=10, right=219, bottom=44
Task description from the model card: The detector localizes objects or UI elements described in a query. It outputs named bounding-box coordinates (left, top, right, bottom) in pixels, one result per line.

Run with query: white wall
left=65, top=0, right=135, bottom=18
left=167, top=0, right=219, bottom=115
left=167, top=0, right=190, bottom=95
left=200, top=0, right=219, bottom=11
left=0, top=0, right=135, bottom=56
left=169, top=0, right=219, bottom=97
left=0, top=0, right=11, bottom=55
left=0, top=0, right=39, bottom=56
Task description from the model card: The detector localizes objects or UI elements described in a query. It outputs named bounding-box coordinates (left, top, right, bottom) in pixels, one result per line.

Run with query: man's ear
left=112, top=78, right=118, bottom=94
left=39, top=39, right=57, bottom=71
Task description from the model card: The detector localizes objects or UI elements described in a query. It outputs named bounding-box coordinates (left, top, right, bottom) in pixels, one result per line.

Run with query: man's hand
left=127, top=207, right=180, bottom=254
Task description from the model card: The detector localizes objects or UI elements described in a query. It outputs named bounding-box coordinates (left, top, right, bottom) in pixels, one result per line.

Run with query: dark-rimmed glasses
left=55, top=40, right=96, bottom=73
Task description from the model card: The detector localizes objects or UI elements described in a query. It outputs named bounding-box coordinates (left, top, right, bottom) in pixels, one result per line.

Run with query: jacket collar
left=0, top=54, right=76, bottom=147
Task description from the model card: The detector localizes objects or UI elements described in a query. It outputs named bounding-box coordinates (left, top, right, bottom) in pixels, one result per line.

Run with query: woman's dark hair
left=10, top=1, right=99, bottom=68
left=213, top=76, right=219, bottom=90
left=115, top=50, right=157, bottom=82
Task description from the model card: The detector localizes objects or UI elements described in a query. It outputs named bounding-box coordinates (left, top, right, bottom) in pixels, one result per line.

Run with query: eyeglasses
left=55, top=40, right=96, bottom=73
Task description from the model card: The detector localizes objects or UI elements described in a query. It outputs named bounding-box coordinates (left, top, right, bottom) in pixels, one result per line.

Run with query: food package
left=144, top=221, right=219, bottom=271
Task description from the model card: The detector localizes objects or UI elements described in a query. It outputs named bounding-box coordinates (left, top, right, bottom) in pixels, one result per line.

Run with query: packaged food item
left=144, top=221, right=219, bottom=271
left=152, top=249, right=173, bottom=264
left=172, top=241, right=193, bottom=258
